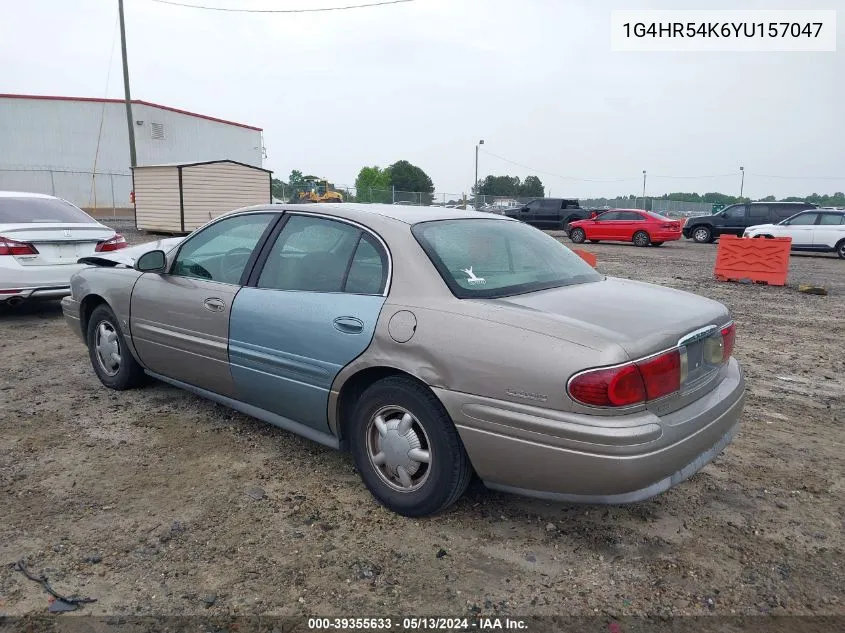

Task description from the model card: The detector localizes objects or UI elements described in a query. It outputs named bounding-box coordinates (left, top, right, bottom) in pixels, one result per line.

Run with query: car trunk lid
left=1, top=223, right=114, bottom=266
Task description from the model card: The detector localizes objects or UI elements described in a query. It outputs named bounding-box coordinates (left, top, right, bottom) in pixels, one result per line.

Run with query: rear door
left=814, top=212, right=845, bottom=249
left=130, top=212, right=278, bottom=397
left=228, top=214, right=389, bottom=434
left=614, top=211, right=644, bottom=241
left=537, top=199, right=562, bottom=228
left=747, top=204, right=771, bottom=229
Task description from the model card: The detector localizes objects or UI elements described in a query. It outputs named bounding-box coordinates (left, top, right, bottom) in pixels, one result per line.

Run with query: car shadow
left=0, top=299, right=64, bottom=320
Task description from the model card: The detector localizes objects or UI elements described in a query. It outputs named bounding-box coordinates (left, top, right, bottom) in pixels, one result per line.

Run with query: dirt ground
left=1, top=223, right=843, bottom=620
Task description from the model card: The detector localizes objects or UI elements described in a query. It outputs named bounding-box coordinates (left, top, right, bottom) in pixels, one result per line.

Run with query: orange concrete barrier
left=572, top=248, right=597, bottom=268
left=714, top=235, right=791, bottom=286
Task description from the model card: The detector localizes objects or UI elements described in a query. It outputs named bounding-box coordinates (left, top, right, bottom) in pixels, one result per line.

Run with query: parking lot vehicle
left=0, top=191, right=127, bottom=306
left=504, top=198, right=587, bottom=231
left=62, top=203, right=744, bottom=517
left=568, top=209, right=682, bottom=247
left=682, top=201, right=817, bottom=244
left=743, top=208, right=845, bottom=258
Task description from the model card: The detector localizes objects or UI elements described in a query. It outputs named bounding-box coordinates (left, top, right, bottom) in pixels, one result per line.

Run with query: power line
left=147, top=0, right=413, bottom=13
left=749, top=173, right=844, bottom=180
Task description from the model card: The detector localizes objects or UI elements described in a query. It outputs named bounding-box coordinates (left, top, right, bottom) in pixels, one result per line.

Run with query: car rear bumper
left=0, top=262, right=86, bottom=302
left=435, top=357, right=745, bottom=503
left=61, top=296, right=84, bottom=341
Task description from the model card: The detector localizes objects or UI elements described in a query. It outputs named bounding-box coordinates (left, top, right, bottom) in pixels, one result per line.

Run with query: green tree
left=519, top=175, right=545, bottom=198
left=271, top=178, right=286, bottom=200
left=387, top=160, right=435, bottom=204
left=287, top=169, right=307, bottom=202
left=475, top=175, right=522, bottom=197
left=355, top=166, right=392, bottom=203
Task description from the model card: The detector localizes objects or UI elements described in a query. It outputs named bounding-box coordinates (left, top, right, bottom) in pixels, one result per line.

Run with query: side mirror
left=521, top=206, right=529, bottom=212
left=135, top=249, right=167, bottom=272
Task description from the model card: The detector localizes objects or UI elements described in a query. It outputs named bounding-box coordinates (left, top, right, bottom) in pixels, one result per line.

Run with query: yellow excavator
left=296, top=176, right=343, bottom=203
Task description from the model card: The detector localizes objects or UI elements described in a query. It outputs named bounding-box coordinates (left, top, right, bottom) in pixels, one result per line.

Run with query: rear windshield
left=412, top=218, right=602, bottom=299
left=0, top=197, right=95, bottom=224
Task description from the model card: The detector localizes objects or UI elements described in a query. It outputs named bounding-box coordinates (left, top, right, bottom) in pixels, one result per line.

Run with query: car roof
left=748, top=201, right=814, bottom=205
left=0, top=190, right=58, bottom=199
left=231, top=203, right=515, bottom=226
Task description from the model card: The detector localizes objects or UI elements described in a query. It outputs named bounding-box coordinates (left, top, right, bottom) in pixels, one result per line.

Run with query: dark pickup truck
left=504, top=198, right=588, bottom=231
left=682, top=201, right=818, bottom=243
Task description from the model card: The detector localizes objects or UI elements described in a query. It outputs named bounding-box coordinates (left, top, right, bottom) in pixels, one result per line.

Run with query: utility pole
left=739, top=166, right=745, bottom=199
left=118, top=0, right=137, bottom=168
left=642, top=170, right=647, bottom=208
left=474, top=139, right=484, bottom=210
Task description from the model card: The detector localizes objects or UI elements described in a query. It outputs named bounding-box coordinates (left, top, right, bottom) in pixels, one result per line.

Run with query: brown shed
left=132, top=160, right=272, bottom=233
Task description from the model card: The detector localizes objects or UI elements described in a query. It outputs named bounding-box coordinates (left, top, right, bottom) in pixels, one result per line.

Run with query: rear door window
left=772, top=206, right=801, bottom=221
left=748, top=205, right=769, bottom=222
left=818, top=213, right=845, bottom=226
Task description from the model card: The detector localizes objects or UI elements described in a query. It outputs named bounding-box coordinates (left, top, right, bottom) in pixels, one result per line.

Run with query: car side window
left=748, top=205, right=769, bottom=221
left=541, top=199, right=560, bottom=210
left=596, top=212, right=620, bottom=221
left=773, top=206, right=799, bottom=221
left=785, top=213, right=819, bottom=226
left=723, top=205, right=746, bottom=220
left=525, top=200, right=541, bottom=209
left=618, top=211, right=642, bottom=220
left=257, top=215, right=381, bottom=293
left=818, top=213, right=844, bottom=226
left=170, top=213, right=274, bottom=284
left=344, top=234, right=388, bottom=294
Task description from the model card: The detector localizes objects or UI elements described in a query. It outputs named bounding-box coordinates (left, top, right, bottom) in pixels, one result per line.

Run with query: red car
left=568, top=209, right=683, bottom=247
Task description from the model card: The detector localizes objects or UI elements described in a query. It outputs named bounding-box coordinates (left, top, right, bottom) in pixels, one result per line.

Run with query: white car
left=0, top=191, right=128, bottom=306
left=743, top=208, right=845, bottom=259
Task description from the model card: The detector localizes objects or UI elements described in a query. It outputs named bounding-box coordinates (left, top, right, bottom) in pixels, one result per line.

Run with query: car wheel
left=837, top=239, right=845, bottom=260
left=651, top=241, right=664, bottom=246
left=349, top=376, right=473, bottom=517
left=633, top=231, right=651, bottom=247
left=692, top=226, right=712, bottom=243
left=570, top=228, right=586, bottom=244
left=86, top=304, right=145, bottom=390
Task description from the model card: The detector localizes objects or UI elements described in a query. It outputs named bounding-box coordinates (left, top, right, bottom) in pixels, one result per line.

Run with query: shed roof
left=133, top=159, right=272, bottom=174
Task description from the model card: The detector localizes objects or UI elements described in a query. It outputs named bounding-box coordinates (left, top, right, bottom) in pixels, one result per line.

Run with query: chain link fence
left=0, top=168, right=133, bottom=215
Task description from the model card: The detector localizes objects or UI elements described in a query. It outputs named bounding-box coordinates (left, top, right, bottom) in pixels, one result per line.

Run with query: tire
left=837, top=239, right=845, bottom=260
left=86, top=304, right=145, bottom=390
left=651, top=241, right=664, bottom=247
left=570, top=228, right=586, bottom=244
left=349, top=376, right=472, bottom=517
left=691, top=226, right=713, bottom=243
left=633, top=231, right=651, bottom=247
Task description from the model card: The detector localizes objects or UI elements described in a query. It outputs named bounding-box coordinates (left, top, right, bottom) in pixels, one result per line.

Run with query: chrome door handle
left=204, top=297, right=225, bottom=312
left=333, top=316, right=364, bottom=334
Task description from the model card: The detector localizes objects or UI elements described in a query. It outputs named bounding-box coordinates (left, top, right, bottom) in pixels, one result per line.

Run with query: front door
left=720, top=204, right=748, bottom=236
left=591, top=211, right=620, bottom=239
left=228, top=214, right=389, bottom=433
left=520, top=200, right=542, bottom=226
left=130, top=212, right=277, bottom=397
left=778, top=211, right=819, bottom=247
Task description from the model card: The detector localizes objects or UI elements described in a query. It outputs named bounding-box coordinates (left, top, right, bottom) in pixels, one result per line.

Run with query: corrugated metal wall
left=0, top=97, right=264, bottom=208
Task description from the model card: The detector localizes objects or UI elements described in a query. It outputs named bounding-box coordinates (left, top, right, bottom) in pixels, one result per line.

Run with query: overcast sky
left=1, top=0, right=843, bottom=198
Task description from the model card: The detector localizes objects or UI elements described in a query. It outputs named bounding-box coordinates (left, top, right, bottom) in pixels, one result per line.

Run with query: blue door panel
left=228, top=288, right=386, bottom=434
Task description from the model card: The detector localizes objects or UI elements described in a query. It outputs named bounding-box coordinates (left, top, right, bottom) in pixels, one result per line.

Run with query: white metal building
left=0, top=93, right=265, bottom=210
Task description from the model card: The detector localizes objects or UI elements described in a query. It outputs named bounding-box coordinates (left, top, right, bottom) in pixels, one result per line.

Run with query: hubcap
left=635, top=233, right=648, bottom=246
left=95, top=320, right=122, bottom=377
left=694, top=228, right=709, bottom=242
left=366, top=406, right=432, bottom=492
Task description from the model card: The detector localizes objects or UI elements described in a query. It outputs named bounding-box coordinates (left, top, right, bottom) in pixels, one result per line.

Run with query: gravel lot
left=1, top=223, right=843, bottom=619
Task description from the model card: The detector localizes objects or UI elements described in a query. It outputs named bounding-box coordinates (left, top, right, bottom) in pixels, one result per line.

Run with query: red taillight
left=638, top=349, right=681, bottom=400
left=569, top=349, right=681, bottom=408
left=720, top=323, right=736, bottom=361
left=0, top=235, right=39, bottom=256
left=95, top=234, right=128, bottom=252
left=569, top=364, right=646, bottom=407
